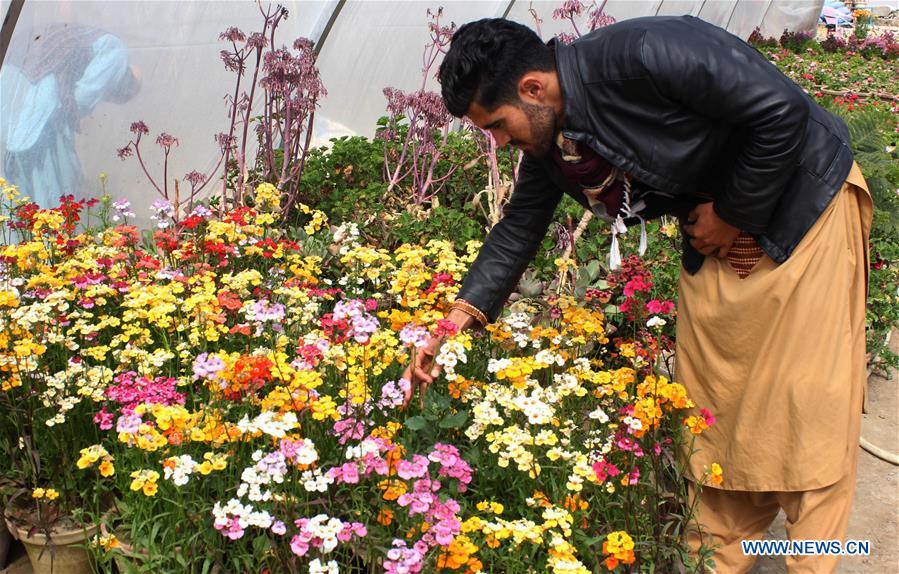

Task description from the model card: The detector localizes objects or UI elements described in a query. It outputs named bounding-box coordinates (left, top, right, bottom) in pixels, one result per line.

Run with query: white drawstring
left=638, top=218, right=647, bottom=256
left=609, top=215, right=627, bottom=270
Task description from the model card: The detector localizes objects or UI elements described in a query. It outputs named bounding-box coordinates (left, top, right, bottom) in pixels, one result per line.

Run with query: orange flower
left=216, top=290, right=243, bottom=311
left=684, top=415, right=709, bottom=435
left=377, top=509, right=394, bottom=526
left=98, top=459, right=115, bottom=477
left=564, top=494, right=589, bottom=512
left=379, top=479, right=408, bottom=501
left=602, top=531, right=636, bottom=570
left=709, top=463, right=724, bottom=487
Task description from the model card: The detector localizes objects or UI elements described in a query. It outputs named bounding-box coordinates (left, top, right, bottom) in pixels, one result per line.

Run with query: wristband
left=450, top=298, right=488, bottom=327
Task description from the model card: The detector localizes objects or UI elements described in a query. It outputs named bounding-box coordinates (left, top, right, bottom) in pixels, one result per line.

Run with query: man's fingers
left=418, top=381, right=430, bottom=409
left=402, top=386, right=413, bottom=409
left=717, top=244, right=730, bottom=258
left=413, top=367, right=434, bottom=385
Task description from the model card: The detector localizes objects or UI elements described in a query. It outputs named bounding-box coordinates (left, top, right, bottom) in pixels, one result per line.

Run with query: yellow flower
left=602, top=530, right=636, bottom=569
left=99, top=459, right=115, bottom=477
left=709, top=463, right=724, bottom=487
left=32, top=488, right=45, bottom=499
left=379, top=479, right=408, bottom=501
left=44, top=488, right=60, bottom=501
left=77, top=445, right=110, bottom=469
left=684, top=415, right=709, bottom=435
left=253, top=183, right=282, bottom=212
left=96, top=533, right=120, bottom=551
left=130, top=469, right=160, bottom=496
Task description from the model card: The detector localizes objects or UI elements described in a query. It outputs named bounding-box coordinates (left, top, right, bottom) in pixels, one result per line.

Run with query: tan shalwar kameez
left=677, top=163, right=872, bottom=573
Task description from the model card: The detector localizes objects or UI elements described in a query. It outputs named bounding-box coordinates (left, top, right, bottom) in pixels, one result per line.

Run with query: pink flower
left=289, top=535, right=309, bottom=556
left=93, top=407, right=114, bottom=430
left=396, top=455, right=429, bottom=480
left=327, top=462, right=360, bottom=484
left=627, top=467, right=640, bottom=485
left=428, top=444, right=472, bottom=489
left=592, top=458, right=621, bottom=482
left=333, top=417, right=365, bottom=445
left=645, top=299, right=675, bottom=315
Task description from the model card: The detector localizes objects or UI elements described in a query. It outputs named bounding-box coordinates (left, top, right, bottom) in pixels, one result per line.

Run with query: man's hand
left=682, top=202, right=741, bottom=258
left=401, top=335, right=444, bottom=409
left=401, top=308, right=476, bottom=409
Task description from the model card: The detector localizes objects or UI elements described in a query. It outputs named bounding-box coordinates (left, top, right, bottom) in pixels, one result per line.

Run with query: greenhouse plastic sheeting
left=0, top=0, right=824, bottom=213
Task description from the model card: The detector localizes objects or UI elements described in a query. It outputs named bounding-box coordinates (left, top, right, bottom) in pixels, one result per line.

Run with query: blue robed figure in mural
left=0, top=24, right=138, bottom=206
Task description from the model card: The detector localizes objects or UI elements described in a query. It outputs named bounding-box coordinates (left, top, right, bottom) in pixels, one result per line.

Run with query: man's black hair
left=438, top=18, right=555, bottom=118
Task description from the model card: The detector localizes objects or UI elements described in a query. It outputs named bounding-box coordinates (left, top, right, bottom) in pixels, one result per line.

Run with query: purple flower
left=116, top=412, right=143, bottom=434
left=399, top=323, right=428, bottom=348
left=219, top=27, right=246, bottom=43
left=130, top=121, right=150, bottom=136
left=193, top=353, right=225, bottom=381
left=333, top=418, right=366, bottom=445
left=156, top=133, right=180, bottom=150
left=377, top=379, right=409, bottom=411
left=150, top=200, right=175, bottom=229
left=117, top=145, right=134, bottom=160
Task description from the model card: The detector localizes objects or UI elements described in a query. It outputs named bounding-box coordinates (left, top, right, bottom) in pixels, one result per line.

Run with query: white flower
left=301, top=468, right=334, bottom=493
left=588, top=407, right=609, bottom=423
left=646, top=316, right=667, bottom=328
left=237, top=412, right=298, bottom=438
left=309, top=558, right=339, bottom=574
left=623, top=415, right=643, bottom=432
left=487, top=358, right=512, bottom=373
left=163, top=455, right=197, bottom=486
left=512, top=394, right=554, bottom=425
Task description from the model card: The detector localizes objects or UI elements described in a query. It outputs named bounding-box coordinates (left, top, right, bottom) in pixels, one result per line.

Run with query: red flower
left=217, top=291, right=244, bottom=311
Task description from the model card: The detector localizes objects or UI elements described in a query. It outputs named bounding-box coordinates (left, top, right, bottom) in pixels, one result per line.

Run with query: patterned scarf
left=551, top=133, right=648, bottom=268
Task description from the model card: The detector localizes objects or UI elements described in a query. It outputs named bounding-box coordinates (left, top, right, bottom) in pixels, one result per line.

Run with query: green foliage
left=296, top=135, right=386, bottom=223
left=834, top=106, right=899, bottom=351
left=386, top=206, right=485, bottom=248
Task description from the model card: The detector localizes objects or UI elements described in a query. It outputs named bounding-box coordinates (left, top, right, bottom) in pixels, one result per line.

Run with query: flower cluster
left=1, top=181, right=720, bottom=572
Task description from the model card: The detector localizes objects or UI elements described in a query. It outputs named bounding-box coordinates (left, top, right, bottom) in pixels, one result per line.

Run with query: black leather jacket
left=457, top=16, right=855, bottom=323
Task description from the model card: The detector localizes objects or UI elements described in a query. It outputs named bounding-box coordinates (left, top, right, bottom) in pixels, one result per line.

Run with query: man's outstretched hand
left=682, top=202, right=741, bottom=258
left=401, top=335, right=444, bottom=409
left=401, top=308, right=477, bottom=409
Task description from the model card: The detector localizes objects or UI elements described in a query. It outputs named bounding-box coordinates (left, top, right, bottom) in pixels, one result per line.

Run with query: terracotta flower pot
left=3, top=515, right=98, bottom=574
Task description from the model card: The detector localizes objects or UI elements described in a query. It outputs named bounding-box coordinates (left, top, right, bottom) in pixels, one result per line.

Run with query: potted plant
left=0, top=187, right=114, bottom=573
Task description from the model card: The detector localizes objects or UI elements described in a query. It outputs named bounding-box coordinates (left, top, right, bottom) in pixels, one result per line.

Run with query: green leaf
left=439, top=411, right=467, bottom=429
left=405, top=416, right=428, bottom=431
left=252, top=534, right=271, bottom=554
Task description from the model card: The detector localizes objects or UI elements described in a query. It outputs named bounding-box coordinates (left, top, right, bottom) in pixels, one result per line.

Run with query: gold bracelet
left=450, top=299, right=488, bottom=327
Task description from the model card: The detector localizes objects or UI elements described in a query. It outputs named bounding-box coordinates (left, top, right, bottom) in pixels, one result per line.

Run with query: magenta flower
left=93, top=407, right=114, bottom=430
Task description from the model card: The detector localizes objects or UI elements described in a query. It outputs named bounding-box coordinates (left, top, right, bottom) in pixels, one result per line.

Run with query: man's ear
left=518, top=73, right=546, bottom=104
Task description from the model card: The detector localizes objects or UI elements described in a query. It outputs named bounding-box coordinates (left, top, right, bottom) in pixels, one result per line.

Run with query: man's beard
left=518, top=101, right=558, bottom=158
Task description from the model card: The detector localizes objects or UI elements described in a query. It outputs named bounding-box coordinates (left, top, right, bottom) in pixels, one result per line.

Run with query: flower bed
left=0, top=181, right=720, bottom=573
